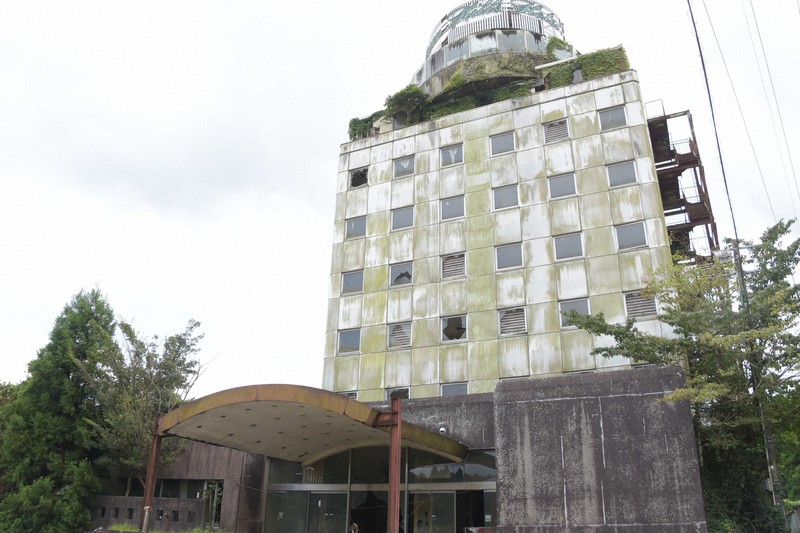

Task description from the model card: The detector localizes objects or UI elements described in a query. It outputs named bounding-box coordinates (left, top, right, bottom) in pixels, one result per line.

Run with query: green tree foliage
left=0, top=289, right=118, bottom=532
left=568, top=221, right=800, bottom=532
left=96, top=320, right=202, bottom=494
left=0, top=289, right=202, bottom=532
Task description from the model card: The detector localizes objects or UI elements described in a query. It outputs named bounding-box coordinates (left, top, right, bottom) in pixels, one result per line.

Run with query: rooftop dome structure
left=412, top=0, right=571, bottom=97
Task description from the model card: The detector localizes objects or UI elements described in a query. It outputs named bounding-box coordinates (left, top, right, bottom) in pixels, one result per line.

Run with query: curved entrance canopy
left=157, top=384, right=468, bottom=466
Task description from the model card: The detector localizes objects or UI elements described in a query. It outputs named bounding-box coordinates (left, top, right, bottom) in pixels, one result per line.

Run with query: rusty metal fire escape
left=648, top=107, right=719, bottom=259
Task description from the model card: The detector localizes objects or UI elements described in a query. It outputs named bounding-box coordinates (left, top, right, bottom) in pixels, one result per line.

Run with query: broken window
left=338, top=329, right=360, bottom=354
left=338, top=391, right=357, bottom=399
left=392, top=206, right=413, bottom=230
left=390, top=262, right=413, bottom=286
left=599, top=106, right=627, bottom=131
left=345, top=216, right=367, bottom=239
left=341, top=270, right=363, bottom=294
left=441, top=382, right=468, bottom=396
left=441, top=195, right=465, bottom=220
left=544, top=119, right=569, bottom=143
left=493, top=185, right=518, bottom=210
left=616, top=221, right=647, bottom=250
left=549, top=172, right=576, bottom=198
left=442, top=315, right=467, bottom=341
left=499, top=307, right=527, bottom=335
left=441, top=253, right=466, bottom=278
left=350, top=167, right=368, bottom=188
left=607, top=161, right=636, bottom=187
left=394, top=156, right=415, bottom=178
left=554, top=233, right=583, bottom=260
left=490, top=132, right=515, bottom=155
left=625, top=291, right=657, bottom=318
left=496, top=243, right=523, bottom=269
left=559, top=299, right=589, bottom=327
left=386, top=387, right=410, bottom=400
left=388, top=322, right=412, bottom=348
left=441, top=144, right=463, bottom=166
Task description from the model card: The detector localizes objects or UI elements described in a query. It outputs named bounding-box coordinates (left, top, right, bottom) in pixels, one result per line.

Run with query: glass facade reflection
left=266, top=447, right=496, bottom=533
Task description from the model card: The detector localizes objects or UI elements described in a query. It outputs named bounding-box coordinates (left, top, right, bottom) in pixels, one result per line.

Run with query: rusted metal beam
left=387, top=397, right=402, bottom=533
left=141, top=415, right=163, bottom=533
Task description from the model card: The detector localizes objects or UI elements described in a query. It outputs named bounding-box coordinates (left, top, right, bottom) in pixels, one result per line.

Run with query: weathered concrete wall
left=493, top=365, right=706, bottom=532
left=372, top=392, right=496, bottom=449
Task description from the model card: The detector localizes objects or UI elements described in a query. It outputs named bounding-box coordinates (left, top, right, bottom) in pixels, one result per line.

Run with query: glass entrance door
left=408, top=492, right=454, bottom=533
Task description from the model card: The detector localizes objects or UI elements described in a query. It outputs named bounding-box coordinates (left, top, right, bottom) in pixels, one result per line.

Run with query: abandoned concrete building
left=92, top=1, right=716, bottom=532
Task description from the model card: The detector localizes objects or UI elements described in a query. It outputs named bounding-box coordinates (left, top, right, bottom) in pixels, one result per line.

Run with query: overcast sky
left=1, top=1, right=798, bottom=398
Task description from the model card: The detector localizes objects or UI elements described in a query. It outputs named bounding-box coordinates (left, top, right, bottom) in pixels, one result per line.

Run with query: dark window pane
left=599, top=106, right=627, bottom=130
left=441, top=196, right=464, bottom=219
left=350, top=168, right=368, bottom=188
left=560, top=299, right=589, bottom=327
left=390, top=262, right=413, bottom=286
left=345, top=216, right=366, bottom=238
left=617, top=222, right=647, bottom=249
left=491, top=132, right=515, bottom=155
left=342, top=271, right=363, bottom=294
left=608, top=161, right=636, bottom=187
left=496, top=243, right=523, bottom=269
left=549, top=173, right=576, bottom=198
left=441, top=144, right=463, bottom=166
left=338, top=329, right=360, bottom=353
left=554, top=233, right=583, bottom=260
left=493, top=185, right=518, bottom=209
left=392, top=206, right=413, bottom=230
left=442, top=382, right=468, bottom=396
left=394, top=156, right=415, bottom=178
left=442, top=315, right=467, bottom=341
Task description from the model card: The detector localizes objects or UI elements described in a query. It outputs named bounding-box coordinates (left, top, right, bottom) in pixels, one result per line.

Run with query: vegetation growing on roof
left=544, top=47, right=630, bottom=88
left=545, top=36, right=574, bottom=58
left=347, top=110, right=385, bottom=142
left=384, top=85, right=429, bottom=127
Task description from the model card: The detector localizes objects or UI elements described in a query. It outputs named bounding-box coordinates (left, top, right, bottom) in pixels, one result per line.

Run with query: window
left=442, top=382, right=468, bottom=396
left=441, top=195, right=465, bottom=220
left=394, top=156, right=415, bottom=178
left=616, top=221, right=647, bottom=249
left=493, top=185, right=518, bottom=210
left=491, top=132, right=515, bottom=155
left=390, top=262, right=413, bottom=286
left=544, top=119, right=569, bottom=143
left=625, top=291, right=657, bottom=318
left=350, top=167, right=368, bottom=188
left=496, top=243, right=523, bottom=269
left=442, top=315, right=467, bottom=341
left=187, top=511, right=196, bottom=523
left=345, top=216, right=366, bottom=239
left=113, top=508, right=120, bottom=519
left=599, top=106, right=627, bottom=130
left=338, top=329, right=360, bottom=354
left=387, top=387, right=410, bottom=400
left=607, top=161, right=636, bottom=187
left=549, top=172, right=576, bottom=198
left=127, top=508, right=135, bottom=520
left=338, top=391, right=357, bottom=399
left=560, top=299, right=589, bottom=327
left=554, top=233, right=583, bottom=260
left=441, top=253, right=466, bottom=278
left=172, top=511, right=180, bottom=522
left=441, top=144, right=463, bottom=166
left=499, top=307, right=527, bottom=335
left=392, top=206, right=413, bottom=230
left=388, top=322, right=412, bottom=348
left=341, top=270, right=363, bottom=294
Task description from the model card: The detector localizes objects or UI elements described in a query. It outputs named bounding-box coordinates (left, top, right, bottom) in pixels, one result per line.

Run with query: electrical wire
left=700, top=0, right=777, bottom=224
left=748, top=0, right=800, bottom=216
left=738, top=0, right=798, bottom=220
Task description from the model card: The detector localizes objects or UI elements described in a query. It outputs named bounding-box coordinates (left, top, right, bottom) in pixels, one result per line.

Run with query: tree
left=0, top=289, right=118, bottom=532
left=96, top=320, right=202, bottom=494
left=568, top=221, right=800, bottom=532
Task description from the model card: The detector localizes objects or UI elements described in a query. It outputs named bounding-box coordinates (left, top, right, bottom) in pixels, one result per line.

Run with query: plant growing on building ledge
left=384, top=84, right=429, bottom=127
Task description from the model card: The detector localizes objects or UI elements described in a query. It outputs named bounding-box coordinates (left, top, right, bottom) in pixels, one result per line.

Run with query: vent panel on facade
left=545, top=119, right=569, bottom=143
left=442, top=253, right=466, bottom=278
left=625, top=292, right=657, bottom=318
left=388, top=323, right=412, bottom=348
left=499, top=308, right=527, bottom=335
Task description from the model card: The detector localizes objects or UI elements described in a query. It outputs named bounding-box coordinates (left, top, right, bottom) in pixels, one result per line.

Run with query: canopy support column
left=141, top=415, right=163, bottom=532
left=387, top=397, right=402, bottom=533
